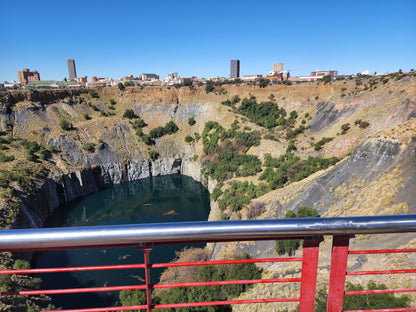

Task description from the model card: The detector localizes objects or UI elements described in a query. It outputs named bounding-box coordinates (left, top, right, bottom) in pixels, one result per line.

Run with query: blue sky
left=1, top=0, right=415, bottom=82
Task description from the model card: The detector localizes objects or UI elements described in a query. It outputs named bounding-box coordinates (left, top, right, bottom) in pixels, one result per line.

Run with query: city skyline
left=1, top=0, right=415, bottom=82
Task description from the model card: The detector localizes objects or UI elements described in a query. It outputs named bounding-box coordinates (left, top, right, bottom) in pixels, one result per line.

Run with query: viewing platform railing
left=0, top=214, right=416, bottom=311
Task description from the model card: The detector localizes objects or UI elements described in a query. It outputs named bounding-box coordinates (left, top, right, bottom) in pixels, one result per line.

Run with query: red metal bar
left=0, top=284, right=146, bottom=296
left=0, top=263, right=145, bottom=275
left=45, top=298, right=300, bottom=312
left=151, top=257, right=302, bottom=268
left=345, top=288, right=416, bottom=295
left=154, top=277, right=301, bottom=289
left=344, top=308, right=416, bottom=312
left=327, top=236, right=351, bottom=312
left=143, top=247, right=153, bottom=312
left=0, top=258, right=299, bottom=275
left=349, top=248, right=416, bottom=255
left=347, top=269, right=416, bottom=275
left=154, top=297, right=300, bottom=309
left=46, top=305, right=148, bottom=312
left=299, top=239, right=321, bottom=312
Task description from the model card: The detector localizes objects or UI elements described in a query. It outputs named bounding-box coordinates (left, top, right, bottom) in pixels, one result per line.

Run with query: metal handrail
left=1, top=214, right=416, bottom=251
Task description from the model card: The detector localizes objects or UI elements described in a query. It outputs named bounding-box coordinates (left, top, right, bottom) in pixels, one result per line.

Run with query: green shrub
left=89, top=90, right=99, bottom=98
left=355, top=119, right=370, bottom=129
left=119, top=289, right=146, bottom=311
left=141, top=135, right=152, bottom=145
left=39, top=147, right=52, bottom=161
left=108, top=105, right=115, bottom=110
left=275, top=207, right=320, bottom=255
left=26, top=152, right=38, bottom=162
left=221, top=99, right=232, bottom=106
left=237, top=96, right=287, bottom=129
left=185, top=135, right=194, bottom=143
left=82, top=142, right=95, bottom=153
left=91, top=104, right=99, bottom=111
left=314, top=137, right=333, bottom=151
left=123, top=109, right=136, bottom=119
left=149, top=126, right=165, bottom=139
left=60, top=119, right=71, bottom=131
left=217, top=181, right=268, bottom=212
left=109, top=99, right=116, bottom=105
left=149, top=150, right=159, bottom=161
left=341, top=123, right=351, bottom=134
left=135, top=129, right=144, bottom=137
left=258, top=78, right=269, bottom=88
left=0, top=153, right=14, bottom=163
left=157, top=253, right=260, bottom=311
left=315, top=281, right=410, bottom=312
left=188, top=117, right=196, bottom=126
left=210, top=187, right=223, bottom=201
left=83, top=113, right=91, bottom=120
left=205, top=82, right=215, bottom=93
left=231, top=95, right=241, bottom=104
left=134, top=118, right=146, bottom=128
left=164, top=121, right=179, bottom=134
left=194, top=132, right=201, bottom=142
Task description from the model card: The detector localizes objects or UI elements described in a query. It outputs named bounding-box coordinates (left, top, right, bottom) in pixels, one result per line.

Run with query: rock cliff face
left=15, top=158, right=201, bottom=229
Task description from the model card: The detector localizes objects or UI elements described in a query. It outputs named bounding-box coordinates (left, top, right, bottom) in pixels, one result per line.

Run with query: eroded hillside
left=0, top=74, right=415, bottom=310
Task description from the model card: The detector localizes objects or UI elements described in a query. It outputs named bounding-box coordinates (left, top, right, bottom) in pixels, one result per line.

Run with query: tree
left=258, top=78, right=269, bottom=88
left=185, top=135, right=194, bottom=143
left=118, top=82, right=125, bottom=91
left=315, top=281, right=411, bottom=312
left=275, top=207, right=319, bottom=255
left=119, top=289, right=146, bottom=312
left=82, top=142, right=95, bottom=153
left=205, top=82, right=215, bottom=93
left=123, top=109, right=136, bottom=119
left=188, top=117, right=196, bottom=126
left=89, top=90, right=99, bottom=98
left=164, top=121, right=179, bottom=134
left=321, top=75, right=332, bottom=84
left=183, top=78, right=193, bottom=87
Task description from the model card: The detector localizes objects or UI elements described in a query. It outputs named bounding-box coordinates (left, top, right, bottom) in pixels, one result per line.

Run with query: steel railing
left=0, top=214, right=415, bottom=312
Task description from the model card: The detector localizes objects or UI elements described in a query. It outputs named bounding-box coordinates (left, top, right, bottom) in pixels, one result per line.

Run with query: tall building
left=230, top=59, right=240, bottom=78
left=67, top=59, right=77, bottom=80
left=17, top=69, right=40, bottom=85
left=273, top=63, right=283, bottom=72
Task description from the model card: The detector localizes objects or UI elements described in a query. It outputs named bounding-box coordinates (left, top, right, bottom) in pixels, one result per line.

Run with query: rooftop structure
left=242, top=74, right=262, bottom=81
left=67, top=59, right=77, bottom=80
left=26, top=80, right=76, bottom=88
left=310, top=70, right=338, bottom=77
left=230, top=59, right=240, bottom=78
left=17, top=69, right=40, bottom=86
left=139, top=73, right=159, bottom=81
left=273, top=63, right=283, bottom=72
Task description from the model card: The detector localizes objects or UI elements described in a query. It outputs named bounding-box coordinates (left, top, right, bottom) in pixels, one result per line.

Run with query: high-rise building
left=230, top=59, right=240, bottom=78
left=17, top=69, right=40, bottom=85
left=67, top=59, right=77, bottom=80
left=273, top=63, right=283, bottom=72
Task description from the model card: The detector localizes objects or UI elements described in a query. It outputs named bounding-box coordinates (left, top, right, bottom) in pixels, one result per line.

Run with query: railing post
left=327, top=236, right=351, bottom=312
left=135, top=243, right=154, bottom=312
left=143, top=247, right=153, bottom=312
left=299, top=237, right=322, bottom=312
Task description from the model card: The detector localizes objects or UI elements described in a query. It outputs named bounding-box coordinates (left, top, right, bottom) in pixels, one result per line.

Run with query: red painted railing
left=0, top=216, right=415, bottom=311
